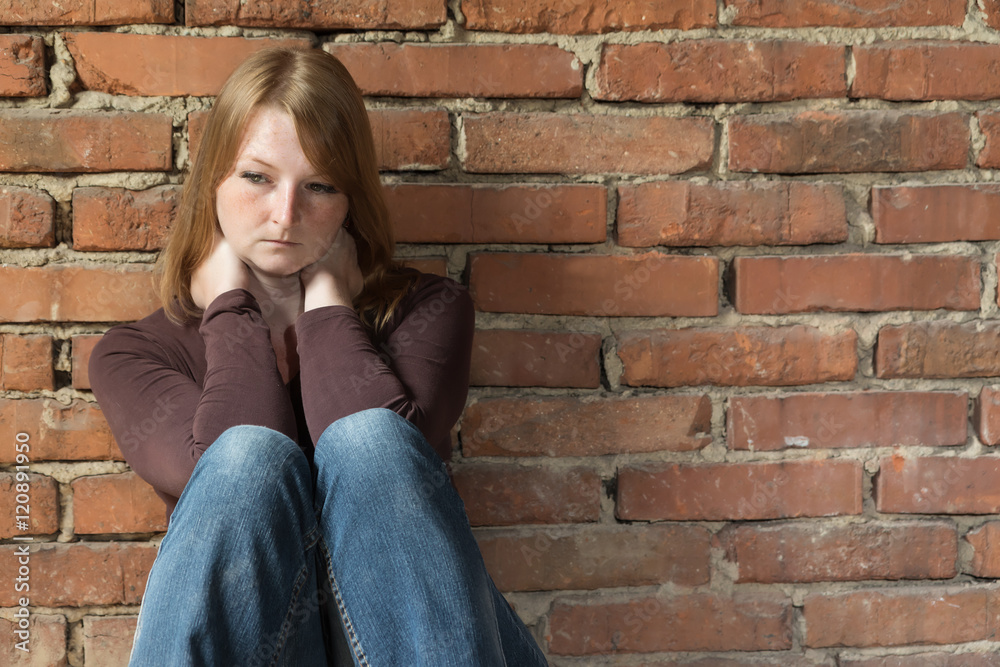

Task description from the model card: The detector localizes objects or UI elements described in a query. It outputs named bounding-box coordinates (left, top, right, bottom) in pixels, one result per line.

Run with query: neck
left=248, top=270, right=303, bottom=322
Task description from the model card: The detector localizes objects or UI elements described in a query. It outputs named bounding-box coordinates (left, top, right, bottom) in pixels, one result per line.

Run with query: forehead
left=234, top=106, right=306, bottom=159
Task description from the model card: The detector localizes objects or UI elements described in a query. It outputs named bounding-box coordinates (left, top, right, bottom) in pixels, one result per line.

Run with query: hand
left=300, top=224, right=364, bottom=311
left=190, top=230, right=252, bottom=310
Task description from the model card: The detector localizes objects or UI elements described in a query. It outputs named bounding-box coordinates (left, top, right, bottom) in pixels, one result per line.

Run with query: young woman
left=89, top=47, right=548, bottom=666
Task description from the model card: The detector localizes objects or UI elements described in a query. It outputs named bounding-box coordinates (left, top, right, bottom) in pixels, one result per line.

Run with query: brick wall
left=2, top=0, right=1000, bottom=664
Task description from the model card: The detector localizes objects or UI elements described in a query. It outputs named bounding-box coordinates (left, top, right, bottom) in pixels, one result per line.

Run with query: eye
left=240, top=171, right=268, bottom=184
left=308, top=182, right=339, bottom=194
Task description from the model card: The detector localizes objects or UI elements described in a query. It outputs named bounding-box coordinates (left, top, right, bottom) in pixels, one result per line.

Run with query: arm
left=295, top=273, right=475, bottom=448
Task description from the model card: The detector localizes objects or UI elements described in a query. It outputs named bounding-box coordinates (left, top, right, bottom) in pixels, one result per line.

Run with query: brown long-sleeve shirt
left=88, top=268, right=475, bottom=521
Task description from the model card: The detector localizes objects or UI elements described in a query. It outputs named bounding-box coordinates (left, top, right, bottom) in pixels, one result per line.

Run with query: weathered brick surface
left=452, top=462, right=600, bottom=526
left=0, top=186, right=55, bottom=248
left=186, top=0, right=446, bottom=28
left=966, top=522, right=1000, bottom=578
left=71, top=334, right=101, bottom=389
left=0, top=0, right=173, bottom=24
left=72, top=472, right=167, bottom=534
left=0, top=615, right=67, bottom=666
left=65, top=33, right=310, bottom=96
left=72, top=186, right=178, bottom=251
left=469, top=329, right=601, bottom=388
left=549, top=592, right=791, bottom=654
left=617, top=180, right=847, bottom=247
left=461, top=0, right=717, bottom=33
left=872, top=184, right=1000, bottom=243
left=803, top=586, right=1000, bottom=647
left=594, top=41, right=845, bottom=103
left=469, top=252, right=718, bottom=317
left=977, top=386, right=1000, bottom=446
left=721, top=520, right=957, bottom=583
left=876, top=321, right=1000, bottom=379
left=728, top=391, right=968, bottom=451
left=477, top=524, right=711, bottom=591
left=386, top=184, right=606, bottom=244
left=0, top=473, right=59, bottom=537
left=462, top=113, right=714, bottom=175
left=0, top=334, right=54, bottom=391
left=853, top=41, right=1000, bottom=100
left=325, top=43, right=582, bottom=98
left=724, top=0, right=966, bottom=27
left=82, top=616, right=137, bottom=667
left=729, top=111, right=969, bottom=173
left=617, top=460, right=863, bottom=521
left=618, top=326, right=858, bottom=387
left=977, top=111, right=1000, bottom=168
left=0, top=542, right=155, bottom=606
left=462, top=394, right=711, bottom=457
left=0, top=398, right=119, bottom=462
left=0, top=111, right=172, bottom=173
left=732, top=254, right=980, bottom=314
left=0, top=265, right=158, bottom=323
left=876, top=456, right=1000, bottom=514
left=0, top=35, right=45, bottom=97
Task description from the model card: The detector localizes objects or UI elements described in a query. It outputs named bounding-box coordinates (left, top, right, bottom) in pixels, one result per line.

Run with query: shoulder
left=90, top=307, right=200, bottom=376
left=386, top=267, right=475, bottom=334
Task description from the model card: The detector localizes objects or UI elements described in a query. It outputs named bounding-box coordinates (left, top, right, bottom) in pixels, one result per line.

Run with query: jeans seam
left=318, top=539, right=370, bottom=667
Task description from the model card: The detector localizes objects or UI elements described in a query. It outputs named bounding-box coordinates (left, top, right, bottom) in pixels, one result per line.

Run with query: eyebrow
left=238, top=156, right=326, bottom=180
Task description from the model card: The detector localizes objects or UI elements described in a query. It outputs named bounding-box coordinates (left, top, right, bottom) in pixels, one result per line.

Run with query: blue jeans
left=128, top=408, right=549, bottom=666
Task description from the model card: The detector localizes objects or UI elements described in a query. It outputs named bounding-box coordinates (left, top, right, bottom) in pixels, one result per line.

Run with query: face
left=215, top=106, right=349, bottom=280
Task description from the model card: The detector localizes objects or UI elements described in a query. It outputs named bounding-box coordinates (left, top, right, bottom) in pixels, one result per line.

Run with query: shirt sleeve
left=294, top=274, right=475, bottom=448
left=88, top=289, right=297, bottom=500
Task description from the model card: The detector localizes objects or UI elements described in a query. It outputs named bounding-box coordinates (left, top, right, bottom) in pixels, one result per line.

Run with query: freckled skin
left=215, top=106, right=349, bottom=282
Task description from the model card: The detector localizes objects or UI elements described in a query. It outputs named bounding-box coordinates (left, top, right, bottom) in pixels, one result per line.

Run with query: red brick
left=617, top=459, right=862, bottom=521
left=978, top=387, right=1000, bottom=446
left=854, top=41, right=1000, bottom=100
left=470, top=329, right=601, bottom=388
left=876, top=321, right=1000, bottom=379
left=0, top=0, right=173, bottom=24
left=386, top=183, right=606, bottom=244
left=729, top=110, right=969, bottom=173
left=876, top=455, right=1000, bottom=514
left=0, top=398, right=119, bottom=462
left=842, top=655, right=999, bottom=667
left=462, top=113, right=714, bottom=175
left=462, top=394, right=711, bottom=457
left=733, top=254, right=980, bottom=314
left=71, top=334, right=101, bottom=390
left=72, top=186, right=178, bottom=251
left=0, top=110, right=172, bottom=173
left=470, top=252, right=718, bottom=317
left=0, top=186, right=55, bottom=248
left=986, top=0, right=1000, bottom=30
left=966, top=522, right=1000, bottom=578
left=728, top=391, right=968, bottom=451
left=65, top=33, right=310, bottom=97
left=477, top=524, right=710, bottom=592
left=192, top=108, right=450, bottom=171
left=618, top=325, right=858, bottom=387
left=725, top=0, right=966, bottom=27
left=325, top=43, right=581, bottom=98
left=0, top=334, right=54, bottom=391
left=977, top=111, right=1000, bottom=168
left=452, top=462, right=599, bottom=526
left=0, top=473, right=59, bottom=538
left=0, top=34, right=45, bottom=97
left=400, top=257, right=446, bottom=276
left=721, top=520, right=957, bottom=583
left=186, top=0, right=446, bottom=28
left=618, top=180, right=847, bottom=247
left=72, top=472, right=167, bottom=534
left=0, top=542, right=155, bottom=606
left=873, top=184, right=1000, bottom=243
left=461, top=0, right=716, bottom=33
left=548, top=592, right=791, bottom=654
left=83, top=616, right=137, bottom=667
left=0, top=265, right=158, bottom=323
left=0, top=615, right=67, bottom=666
left=595, top=41, right=845, bottom=103
left=803, top=586, right=1000, bottom=647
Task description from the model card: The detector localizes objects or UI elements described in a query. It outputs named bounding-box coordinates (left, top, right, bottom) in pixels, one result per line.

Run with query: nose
left=273, top=183, right=298, bottom=227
